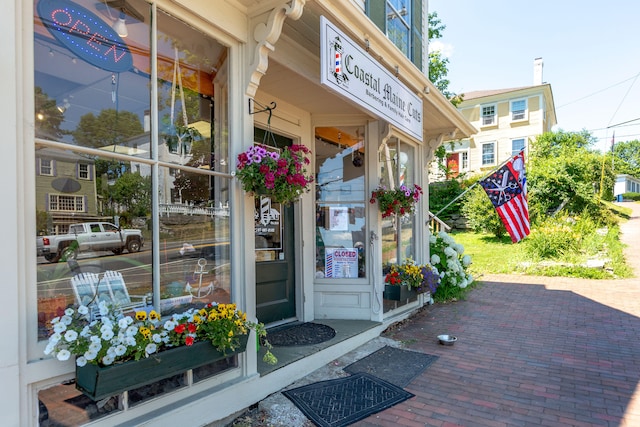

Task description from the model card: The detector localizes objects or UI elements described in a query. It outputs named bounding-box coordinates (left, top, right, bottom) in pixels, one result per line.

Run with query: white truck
left=37, top=222, right=144, bottom=263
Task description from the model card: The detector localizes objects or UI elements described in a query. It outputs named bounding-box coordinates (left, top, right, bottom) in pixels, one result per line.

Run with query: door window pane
left=315, top=126, right=366, bottom=278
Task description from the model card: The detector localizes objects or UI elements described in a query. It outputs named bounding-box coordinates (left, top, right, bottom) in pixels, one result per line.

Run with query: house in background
left=432, top=58, right=557, bottom=179
left=614, top=174, right=640, bottom=199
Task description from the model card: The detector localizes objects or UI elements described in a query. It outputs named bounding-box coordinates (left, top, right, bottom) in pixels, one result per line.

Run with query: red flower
left=188, top=323, right=197, bottom=333
left=174, top=324, right=186, bottom=334
left=185, top=336, right=194, bottom=346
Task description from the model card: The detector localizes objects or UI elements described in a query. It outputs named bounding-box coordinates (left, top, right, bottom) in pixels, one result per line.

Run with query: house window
left=481, top=105, right=496, bottom=126
left=511, top=99, right=527, bottom=121
left=40, top=159, right=53, bottom=176
left=365, top=1, right=424, bottom=71
left=461, top=152, right=469, bottom=170
left=78, top=164, right=89, bottom=180
left=512, top=138, right=526, bottom=156
left=48, top=194, right=84, bottom=212
left=482, top=143, right=495, bottom=166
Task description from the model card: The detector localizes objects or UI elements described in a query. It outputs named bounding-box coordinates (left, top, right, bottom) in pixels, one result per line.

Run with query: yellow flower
left=193, top=314, right=203, bottom=324
left=228, top=330, right=234, bottom=337
left=135, top=311, right=147, bottom=321
left=149, top=310, right=160, bottom=321
left=140, top=327, right=151, bottom=339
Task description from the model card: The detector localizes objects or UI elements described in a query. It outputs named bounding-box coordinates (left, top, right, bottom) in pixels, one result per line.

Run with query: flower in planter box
left=384, top=259, right=440, bottom=293
left=370, top=184, right=423, bottom=218
left=45, top=301, right=277, bottom=367
left=236, top=144, right=314, bottom=205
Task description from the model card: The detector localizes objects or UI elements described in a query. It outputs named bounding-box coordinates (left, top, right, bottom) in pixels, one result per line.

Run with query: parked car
left=37, top=222, right=144, bottom=263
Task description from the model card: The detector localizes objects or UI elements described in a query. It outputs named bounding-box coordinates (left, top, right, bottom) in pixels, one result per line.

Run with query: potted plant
left=383, top=259, right=440, bottom=301
left=44, top=301, right=276, bottom=401
left=235, top=144, right=314, bottom=205
left=370, top=184, right=423, bottom=218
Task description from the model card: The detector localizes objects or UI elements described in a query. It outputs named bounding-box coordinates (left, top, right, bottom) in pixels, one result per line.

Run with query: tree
left=613, top=139, right=640, bottom=177
left=528, top=130, right=615, bottom=223
left=428, top=12, right=462, bottom=106
left=109, top=172, right=151, bottom=218
left=72, top=109, right=143, bottom=149
left=461, top=185, right=505, bottom=238
left=34, top=87, right=65, bottom=140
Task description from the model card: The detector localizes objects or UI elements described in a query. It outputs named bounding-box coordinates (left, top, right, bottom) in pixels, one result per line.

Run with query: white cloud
left=429, top=40, right=454, bottom=58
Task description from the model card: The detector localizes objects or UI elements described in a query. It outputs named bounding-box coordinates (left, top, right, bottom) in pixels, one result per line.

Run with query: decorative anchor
left=185, top=258, right=213, bottom=299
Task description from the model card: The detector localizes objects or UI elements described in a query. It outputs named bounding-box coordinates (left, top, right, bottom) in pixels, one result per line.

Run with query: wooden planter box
left=76, top=334, right=248, bottom=401
left=383, top=284, right=418, bottom=301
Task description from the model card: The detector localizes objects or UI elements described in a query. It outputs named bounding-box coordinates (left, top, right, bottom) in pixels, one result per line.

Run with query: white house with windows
left=614, top=174, right=640, bottom=199
left=432, top=58, right=557, bottom=179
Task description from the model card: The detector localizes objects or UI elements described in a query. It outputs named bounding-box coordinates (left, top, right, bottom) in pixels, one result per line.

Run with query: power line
left=556, top=71, right=640, bottom=109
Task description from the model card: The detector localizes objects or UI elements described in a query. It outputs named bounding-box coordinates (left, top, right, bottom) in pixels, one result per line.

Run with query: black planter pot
left=383, top=284, right=418, bottom=301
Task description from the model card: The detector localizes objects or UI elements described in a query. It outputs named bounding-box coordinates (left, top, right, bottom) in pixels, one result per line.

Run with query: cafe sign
left=320, top=16, right=423, bottom=140
left=37, top=0, right=133, bottom=73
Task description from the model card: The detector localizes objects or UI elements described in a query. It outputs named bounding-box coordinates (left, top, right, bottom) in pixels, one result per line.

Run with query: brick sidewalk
left=359, top=202, right=640, bottom=427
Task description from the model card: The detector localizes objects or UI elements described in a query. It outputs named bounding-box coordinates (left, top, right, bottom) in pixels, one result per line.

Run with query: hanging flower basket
left=76, top=334, right=248, bottom=401
left=236, top=144, right=314, bottom=205
left=370, top=184, right=423, bottom=218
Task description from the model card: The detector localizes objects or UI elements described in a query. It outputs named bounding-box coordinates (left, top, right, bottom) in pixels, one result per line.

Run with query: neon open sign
left=37, top=0, right=133, bottom=73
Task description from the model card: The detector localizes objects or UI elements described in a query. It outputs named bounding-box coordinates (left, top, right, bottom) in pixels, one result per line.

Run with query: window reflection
left=314, top=126, right=366, bottom=279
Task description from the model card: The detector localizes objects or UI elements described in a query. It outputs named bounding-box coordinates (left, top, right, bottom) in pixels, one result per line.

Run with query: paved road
left=252, top=202, right=640, bottom=427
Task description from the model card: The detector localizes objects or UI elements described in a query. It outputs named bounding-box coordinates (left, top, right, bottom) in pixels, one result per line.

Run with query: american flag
left=479, top=156, right=530, bottom=243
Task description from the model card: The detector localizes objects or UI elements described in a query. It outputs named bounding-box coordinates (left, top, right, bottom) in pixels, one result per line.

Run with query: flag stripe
left=480, top=152, right=531, bottom=243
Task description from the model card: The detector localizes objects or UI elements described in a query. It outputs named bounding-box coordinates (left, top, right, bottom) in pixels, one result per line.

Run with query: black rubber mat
left=344, top=346, right=439, bottom=387
left=267, top=322, right=336, bottom=347
left=283, top=372, right=414, bottom=427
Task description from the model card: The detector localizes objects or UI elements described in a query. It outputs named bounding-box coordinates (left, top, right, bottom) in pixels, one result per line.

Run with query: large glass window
left=482, top=142, right=495, bottom=166
left=34, top=0, right=231, bottom=419
left=315, top=126, right=366, bottom=279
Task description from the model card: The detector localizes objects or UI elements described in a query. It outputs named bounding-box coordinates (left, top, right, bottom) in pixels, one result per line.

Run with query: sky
left=428, top=0, right=640, bottom=153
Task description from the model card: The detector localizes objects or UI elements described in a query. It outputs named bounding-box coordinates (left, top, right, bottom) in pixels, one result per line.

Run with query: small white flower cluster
left=429, top=231, right=474, bottom=291
left=44, top=301, right=167, bottom=367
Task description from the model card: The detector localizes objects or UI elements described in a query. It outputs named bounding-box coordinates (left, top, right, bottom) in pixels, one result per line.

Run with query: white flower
left=430, top=254, right=440, bottom=265
left=101, top=329, right=114, bottom=340
left=80, top=326, right=91, bottom=337
left=99, top=302, right=109, bottom=317
left=462, top=255, right=472, bottom=266
left=126, top=325, right=138, bottom=337
left=60, top=315, right=73, bottom=326
left=164, top=320, right=176, bottom=330
left=77, top=305, right=89, bottom=315
left=125, top=336, right=136, bottom=346
left=53, top=322, right=67, bottom=334
left=102, top=354, right=115, bottom=365
left=152, top=334, right=162, bottom=343
left=459, top=279, right=468, bottom=289
left=49, top=332, right=62, bottom=344
left=44, top=342, right=55, bottom=355
left=118, top=318, right=130, bottom=329
left=429, top=235, right=437, bottom=244
left=145, top=343, right=157, bottom=355
left=454, top=243, right=465, bottom=254
left=90, top=335, right=101, bottom=344
left=56, top=349, right=71, bottom=361
left=84, top=350, right=97, bottom=361
left=114, top=345, right=127, bottom=356
left=444, top=247, right=456, bottom=258
left=64, top=330, right=78, bottom=342
left=76, top=356, right=87, bottom=367
left=64, top=308, right=74, bottom=316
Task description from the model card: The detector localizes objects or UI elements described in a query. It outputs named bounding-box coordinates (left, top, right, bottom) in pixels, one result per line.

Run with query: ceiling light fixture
left=112, top=11, right=128, bottom=37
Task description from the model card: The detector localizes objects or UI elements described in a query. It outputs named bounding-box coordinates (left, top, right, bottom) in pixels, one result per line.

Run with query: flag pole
left=433, top=149, right=525, bottom=218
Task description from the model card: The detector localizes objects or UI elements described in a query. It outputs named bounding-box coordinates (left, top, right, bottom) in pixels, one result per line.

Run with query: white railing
left=159, top=203, right=229, bottom=217
left=427, top=211, right=451, bottom=233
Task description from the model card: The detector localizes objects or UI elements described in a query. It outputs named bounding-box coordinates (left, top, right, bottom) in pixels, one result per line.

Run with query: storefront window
left=315, top=126, right=366, bottom=279
left=34, top=0, right=231, bottom=419
left=379, top=138, right=418, bottom=306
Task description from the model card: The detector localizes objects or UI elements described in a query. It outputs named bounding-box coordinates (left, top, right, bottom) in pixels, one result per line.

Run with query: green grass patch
left=449, top=231, right=528, bottom=276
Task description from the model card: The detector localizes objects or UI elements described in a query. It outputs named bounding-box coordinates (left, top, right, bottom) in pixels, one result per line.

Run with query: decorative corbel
left=246, top=0, right=306, bottom=97
left=425, top=133, right=445, bottom=164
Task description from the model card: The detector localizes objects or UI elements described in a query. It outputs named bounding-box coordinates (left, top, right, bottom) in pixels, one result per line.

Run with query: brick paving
left=357, top=202, right=640, bottom=427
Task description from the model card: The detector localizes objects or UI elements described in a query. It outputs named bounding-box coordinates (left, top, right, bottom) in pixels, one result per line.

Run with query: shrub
left=429, top=231, right=473, bottom=302
left=460, top=185, right=506, bottom=238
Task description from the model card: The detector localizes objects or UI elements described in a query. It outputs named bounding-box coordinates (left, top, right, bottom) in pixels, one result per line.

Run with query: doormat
left=267, top=322, right=336, bottom=347
left=344, top=346, right=439, bottom=388
left=283, top=372, right=414, bottom=427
